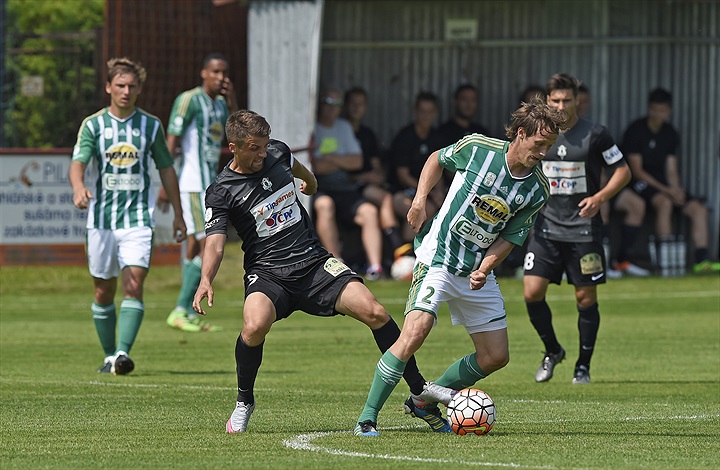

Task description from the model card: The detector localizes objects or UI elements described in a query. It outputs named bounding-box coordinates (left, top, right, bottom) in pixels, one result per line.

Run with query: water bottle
left=676, top=235, right=686, bottom=276
left=659, top=238, right=671, bottom=277
left=648, top=235, right=657, bottom=272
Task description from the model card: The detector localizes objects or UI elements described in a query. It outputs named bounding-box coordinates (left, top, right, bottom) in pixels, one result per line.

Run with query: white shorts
left=86, top=227, right=153, bottom=279
left=180, top=191, right=207, bottom=239
left=405, top=262, right=507, bottom=334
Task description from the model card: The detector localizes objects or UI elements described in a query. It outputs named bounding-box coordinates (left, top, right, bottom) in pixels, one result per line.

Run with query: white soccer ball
left=390, top=255, right=416, bottom=280
left=446, top=388, right=496, bottom=435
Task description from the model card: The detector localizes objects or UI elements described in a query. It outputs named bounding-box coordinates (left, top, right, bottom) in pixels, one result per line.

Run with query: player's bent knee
left=359, top=303, right=389, bottom=329
left=479, top=350, right=509, bottom=373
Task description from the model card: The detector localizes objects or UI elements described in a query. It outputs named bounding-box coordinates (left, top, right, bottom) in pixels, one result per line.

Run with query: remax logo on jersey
left=209, top=122, right=224, bottom=142
left=105, top=143, right=140, bottom=168
left=471, top=194, right=510, bottom=225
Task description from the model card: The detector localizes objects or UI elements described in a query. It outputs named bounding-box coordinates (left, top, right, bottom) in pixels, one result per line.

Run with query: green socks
left=92, top=302, right=116, bottom=356
left=434, top=353, right=488, bottom=390
left=116, top=298, right=144, bottom=354
left=357, top=351, right=406, bottom=424
left=176, top=256, right=202, bottom=313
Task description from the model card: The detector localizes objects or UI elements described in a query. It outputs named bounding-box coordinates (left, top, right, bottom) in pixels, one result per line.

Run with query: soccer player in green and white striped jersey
left=354, top=97, right=566, bottom=436
left=163, top=53, right=237, bottom=333
left=69, top=57, right=186, bottom=375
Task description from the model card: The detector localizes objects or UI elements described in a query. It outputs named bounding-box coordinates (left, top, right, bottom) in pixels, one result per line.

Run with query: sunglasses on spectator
left=322, top=97, right=343, bottom=106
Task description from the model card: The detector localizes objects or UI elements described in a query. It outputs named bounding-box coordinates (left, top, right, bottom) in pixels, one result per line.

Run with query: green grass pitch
left=1, top=246, right=718, bottom=469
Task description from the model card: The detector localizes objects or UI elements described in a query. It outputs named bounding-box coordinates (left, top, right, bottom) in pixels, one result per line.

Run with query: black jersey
left=535, top=118, right=625, bottom=242
left=204, top=139, right=329, bottom=269
left=622, top=117, right=679, bottom=186
left=389, top=123, right=445, bottom=187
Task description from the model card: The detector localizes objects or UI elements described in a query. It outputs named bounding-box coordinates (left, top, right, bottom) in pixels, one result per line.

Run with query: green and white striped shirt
left=167, top=87, right=230, bottom=191
left=415, top=134, right=550, bottom=277
left=72, top=108, right=174, bottom=230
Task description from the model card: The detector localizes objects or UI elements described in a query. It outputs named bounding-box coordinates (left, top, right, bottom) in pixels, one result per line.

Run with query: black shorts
left=243, top=256, right=363, bottom=320
left=630, top=180, right=659, bottom=205
left=524, top=235, right=607, bottom=286
left=315, top=189, right=366, bottom=226
left=630, top=180, right=706, bottom=207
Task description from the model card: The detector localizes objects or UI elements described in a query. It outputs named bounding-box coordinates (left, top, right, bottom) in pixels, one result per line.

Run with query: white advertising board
left=0, top=152, right=176, bottom=245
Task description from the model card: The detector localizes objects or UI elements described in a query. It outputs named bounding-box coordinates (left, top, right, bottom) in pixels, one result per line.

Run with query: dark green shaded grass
left=1, top=249, right=718, bottom=469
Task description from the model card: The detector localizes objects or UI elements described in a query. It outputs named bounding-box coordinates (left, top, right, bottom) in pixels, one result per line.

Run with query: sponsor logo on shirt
left=105, top=142, right=140, bottom=168
left=542, top=161, right=587, bottom=195
left=452, top=216, right=498, bottom=248
left=253, top=183, right=300, bottom=237
left=102, top=173, right=143, bottom=191
left=209, top=122, right=224, bottom=142
left=601, top=144, right=623, bottom=165
left=471, top=194, right=510, bottom=225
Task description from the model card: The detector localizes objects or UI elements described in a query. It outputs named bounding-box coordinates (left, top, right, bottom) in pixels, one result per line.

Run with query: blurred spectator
left=438, top=83, right=490, bottom=145
left=620, top=87, right=720, bottom=274
left=343, top=87, right=411, bottom=259
left=311, top=87, right=385, bottom=279
left=576, top=83, right=591, bottom=118
left=437, top=83, right=491, bottom=188
left=519, top=84, right=545, bottom=104
left=388, top=91, right=446, bottom=242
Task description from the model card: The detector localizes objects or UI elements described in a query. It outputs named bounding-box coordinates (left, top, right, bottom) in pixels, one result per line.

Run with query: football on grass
left=390, top=255, right=416, bottom=280
left=446, top=388, right=496, bottom=435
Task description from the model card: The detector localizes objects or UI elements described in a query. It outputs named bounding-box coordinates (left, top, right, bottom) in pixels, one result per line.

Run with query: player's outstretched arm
left=193, top=233, right=227, bottom=315
left=292, top=157, right=318, bottom=195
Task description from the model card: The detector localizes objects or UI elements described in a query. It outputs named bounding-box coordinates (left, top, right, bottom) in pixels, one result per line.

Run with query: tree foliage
left=5, top=0, right=104, bottom=148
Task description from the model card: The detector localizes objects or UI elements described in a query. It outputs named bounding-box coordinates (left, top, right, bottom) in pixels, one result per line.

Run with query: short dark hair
left=453, top=83, right=478, bottom=100
left=415, top=91, right=439, bottom=109
left=648, top=87, right=672, bottom=105
left=546, top=73, right=580, bottom=97
left=505, top=96, right=567, bottom=141
left=344, top=86, right=368, bottom=103
left=226, top=110, right=271, bottom=144
left=202, top=52, right=228, bottom=69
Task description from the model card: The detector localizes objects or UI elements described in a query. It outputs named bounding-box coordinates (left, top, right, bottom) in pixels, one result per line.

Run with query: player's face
left=517, top=127, right=558, bottom=168
left=345, top=93, right=367, bottom=122
left=455, top=89, right=478, bottom=120
left=106, top=73, right=141, bottom=113
left=547, top=89, right=577, bottom=121
left=229, top=135, right=270, bottom=174
left=201, top=59, right=229, bottom=96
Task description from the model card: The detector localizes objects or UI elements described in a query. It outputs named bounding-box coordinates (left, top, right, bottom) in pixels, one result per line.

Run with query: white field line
left=283, top=414, right=720, bottom=468
left=283, top=426, right=559, bottom=469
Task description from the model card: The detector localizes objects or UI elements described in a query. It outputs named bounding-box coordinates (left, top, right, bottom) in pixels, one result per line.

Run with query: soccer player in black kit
left=523, top=74, right=631, bottom=384
left=193, top=110, right=437, bottom=433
